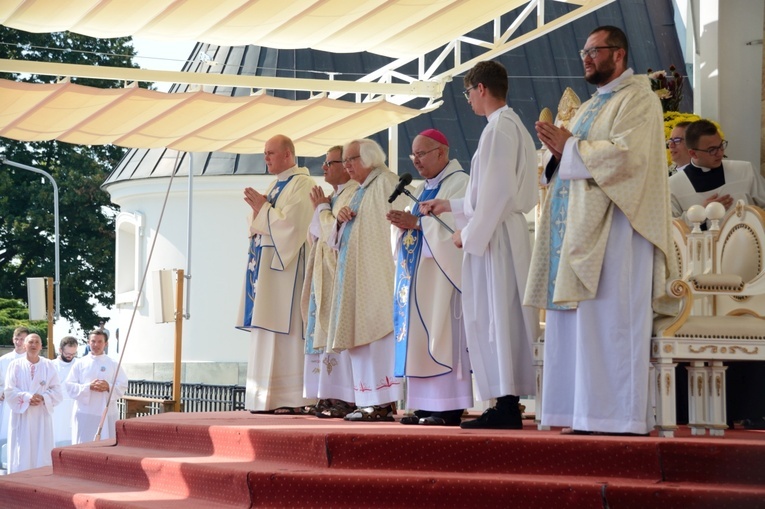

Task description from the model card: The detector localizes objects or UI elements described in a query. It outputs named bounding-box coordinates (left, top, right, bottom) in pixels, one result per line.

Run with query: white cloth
left=4, top=357, right=63, bottom=473
left=543, top=210, right=654, bottom=434
left=317, top=351, right=355, bottom=403
left=52, top=357, right=77, bottom=445
left=450, top=105, right=539, bottom=400
left=303, top=351, right=355, bottom=403
left=0, top=351, right=24, bottom=446
left=347, top=332, right=404, bottom=407
left=670, top=159, right=765, bottom=221
left=65, top=353, right=128, bottom=444
left=405, top=292, right=473, bottom=412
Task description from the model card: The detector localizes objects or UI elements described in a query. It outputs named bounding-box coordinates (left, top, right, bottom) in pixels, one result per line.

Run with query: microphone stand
left=401, top=189, right=455, bottom=234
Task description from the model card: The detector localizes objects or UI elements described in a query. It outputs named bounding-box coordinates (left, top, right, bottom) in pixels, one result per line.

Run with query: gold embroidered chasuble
left=301, top=179, right=359, bottom=350
left=327, top=168, right=409, bottom=352
left=394, top=161, right=468, bottom=377
left=525, top=74, right=677, bottom=315
left=237, top=165, right=315, bottom=332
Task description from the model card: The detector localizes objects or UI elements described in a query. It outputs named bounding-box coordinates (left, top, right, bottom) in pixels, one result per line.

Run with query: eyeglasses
left=462, top=85, right=476, bottom=100
left=691, top=140, right=728, bottom=156
left=665, top=137, right=684, bottom=148
left=409, top=147, right=440, bottom=161
left=578, top=46, right=619, bottom=60
left=322, top=160, right=342, bottom=167
left=342, top=155, right=362, bottom=165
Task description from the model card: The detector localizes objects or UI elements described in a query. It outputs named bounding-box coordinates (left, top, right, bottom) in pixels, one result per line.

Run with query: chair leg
left=706, top=361, right=728, bottom=436
left=653, top=360, right=678, bottom=437
left=688, top=362, right=709, bottom=436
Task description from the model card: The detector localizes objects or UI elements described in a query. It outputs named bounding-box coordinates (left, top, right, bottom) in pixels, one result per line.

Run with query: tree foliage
left=0, top=27, right=143, bottom=329
left=0, top=298, right=47, bottom=346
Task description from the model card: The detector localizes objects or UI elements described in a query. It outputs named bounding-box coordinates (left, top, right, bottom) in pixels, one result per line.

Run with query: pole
left=173, top=269, right=184, bottom=413
left=0, top=157, right=61, bottom=320
left=46, top=277, right=54, bottom=359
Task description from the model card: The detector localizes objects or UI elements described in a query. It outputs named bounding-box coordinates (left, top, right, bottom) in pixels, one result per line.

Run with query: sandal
left=400, top=415, right=420, bottom=425
left=344, top=404, right=395, bottom=422
left=316, top=400, right=356, bottom=419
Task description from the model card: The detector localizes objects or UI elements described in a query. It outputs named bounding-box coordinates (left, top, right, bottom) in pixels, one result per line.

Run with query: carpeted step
left=2, top=413, right=764, bottom=508
left=0, top=466, right=247, bottom=509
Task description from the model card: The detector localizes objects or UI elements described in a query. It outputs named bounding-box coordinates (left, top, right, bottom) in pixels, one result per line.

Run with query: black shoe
left=460, top=407, right=522, bottom=430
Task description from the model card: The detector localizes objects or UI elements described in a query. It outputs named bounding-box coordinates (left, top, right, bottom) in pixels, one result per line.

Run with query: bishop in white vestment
left=389, top=129, right=472, bottom=426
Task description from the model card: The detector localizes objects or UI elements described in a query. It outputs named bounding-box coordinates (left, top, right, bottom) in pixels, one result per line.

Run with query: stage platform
left=0, top=411, right=764, bottom=508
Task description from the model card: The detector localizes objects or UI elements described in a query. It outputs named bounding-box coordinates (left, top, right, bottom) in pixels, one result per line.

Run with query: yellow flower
left=663, top=112, right=724, bottom=166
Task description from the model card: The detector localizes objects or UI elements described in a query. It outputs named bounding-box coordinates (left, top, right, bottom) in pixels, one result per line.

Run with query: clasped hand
left=386, top=210, right=418, bottom=230
left=90, top=379, right=110, bottom=392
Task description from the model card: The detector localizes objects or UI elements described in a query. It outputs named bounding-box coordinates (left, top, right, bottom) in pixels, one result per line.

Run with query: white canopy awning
left=0, top=78, right=436, bottom=156
left=1, top=0, right=531, bottom=59
left=0, top=0, right=614, bottom=154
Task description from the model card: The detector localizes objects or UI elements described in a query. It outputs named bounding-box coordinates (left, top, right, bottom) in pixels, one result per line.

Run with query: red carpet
left=1, top=412, right=764, bottom=508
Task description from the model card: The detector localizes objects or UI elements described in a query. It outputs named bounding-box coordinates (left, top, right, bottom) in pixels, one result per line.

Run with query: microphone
left=388, top=173, right=413, bottom=203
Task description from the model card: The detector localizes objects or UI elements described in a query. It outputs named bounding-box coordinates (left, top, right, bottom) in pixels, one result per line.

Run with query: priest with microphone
left=387, top=129, right=472, bottom=426
left=326, top=138, right=410, bottom=422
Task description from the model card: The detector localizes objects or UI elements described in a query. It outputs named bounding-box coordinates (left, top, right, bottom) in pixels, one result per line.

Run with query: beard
left=584, top=57, right=617, bottom=86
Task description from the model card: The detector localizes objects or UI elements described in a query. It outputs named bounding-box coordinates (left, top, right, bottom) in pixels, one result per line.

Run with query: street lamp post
left=0, top=156, right=60, bottom=356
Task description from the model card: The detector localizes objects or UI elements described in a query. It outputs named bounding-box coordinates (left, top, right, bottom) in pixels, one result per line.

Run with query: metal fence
left=118, top=380, right=246, bottom=418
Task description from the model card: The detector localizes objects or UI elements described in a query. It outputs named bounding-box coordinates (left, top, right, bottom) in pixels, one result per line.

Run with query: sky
left=130, top=38, right=197, bottom=92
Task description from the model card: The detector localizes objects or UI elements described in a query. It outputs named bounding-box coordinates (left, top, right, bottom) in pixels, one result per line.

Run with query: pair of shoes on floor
left=460, top=407, right=522, bottom=430
left=344, top=404, right=395, bottom=422
left=315, top=400, right=356, bottom=419
left=249, top=406, right=307, bottom=415
left=401, top=409, right=462, bottom=426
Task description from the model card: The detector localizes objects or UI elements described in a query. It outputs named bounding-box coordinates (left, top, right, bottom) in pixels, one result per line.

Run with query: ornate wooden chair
left=652, top=201, right=765, bottom=437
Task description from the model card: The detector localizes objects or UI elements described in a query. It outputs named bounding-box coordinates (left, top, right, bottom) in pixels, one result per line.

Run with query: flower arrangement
left=648, top=65, right=684, bottom=113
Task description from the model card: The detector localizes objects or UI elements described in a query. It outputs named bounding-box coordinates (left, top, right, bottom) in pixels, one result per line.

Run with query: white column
left=694, top=0, right=764, bottom=169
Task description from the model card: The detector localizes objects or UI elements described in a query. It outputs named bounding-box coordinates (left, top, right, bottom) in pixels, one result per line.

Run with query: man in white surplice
left=527, top=25, right=676, bottom=435
left=239, top=134, right=315, bottom=413
left=5, top=333, right=63, bottom=473
left=52, top=335, right=79, bottom=446
left=388, top=129, right=472, bottom=427
left=66, top=329, right=128, bottom=443
left=420, top=61, right=540, bottom=429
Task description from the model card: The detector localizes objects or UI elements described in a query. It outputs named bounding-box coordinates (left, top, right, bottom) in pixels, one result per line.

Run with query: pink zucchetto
left=419, top=128, right=449, bottom=147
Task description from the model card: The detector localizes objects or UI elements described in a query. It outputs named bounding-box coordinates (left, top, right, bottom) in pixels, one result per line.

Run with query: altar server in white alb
left=388, top=129, right=472, bottom=426
left=0, top=326, right=29, bottom=446
left=420, top=61, right=539, bottom=429
left=528, top=25, right=675, bottom=435
left=5, top=333, right=63, bottom=473
left=669, top=119, right=765, bottom=221
left=52, top=335, right=79, bottom=446
left=238, top=134, right=315, bottom=413
left=66, top=329, right=128, bottom=443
